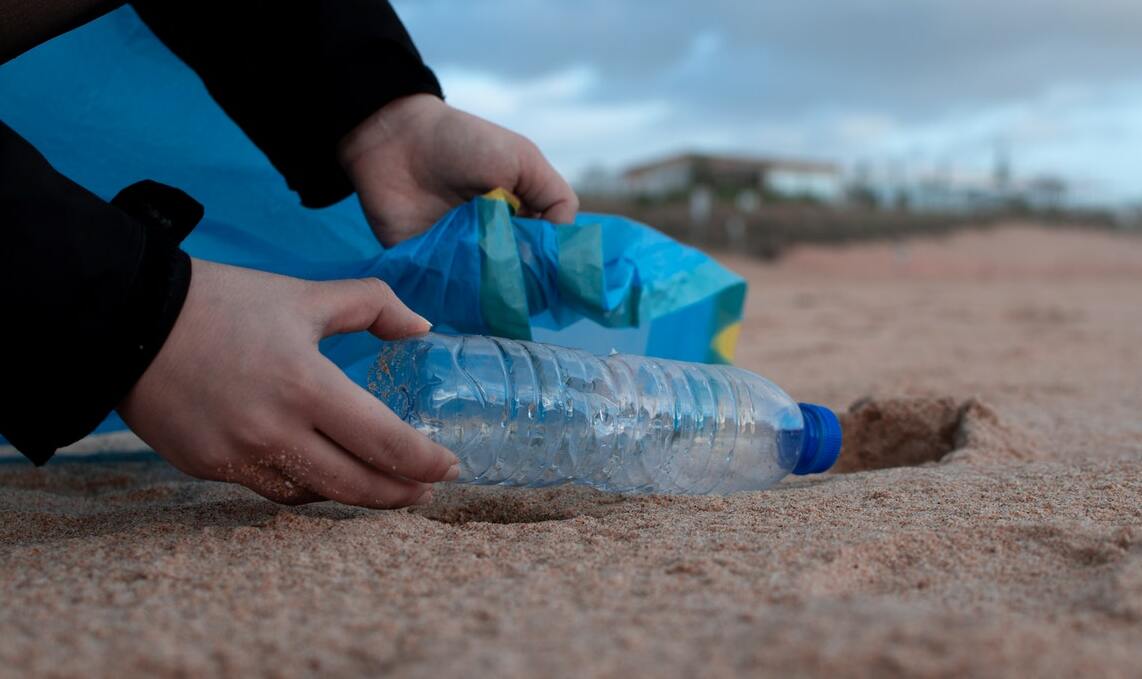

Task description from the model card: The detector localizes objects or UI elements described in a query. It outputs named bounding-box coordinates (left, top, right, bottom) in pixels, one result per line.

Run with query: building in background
left=598, top=151, right=1073, bottom=217
left=1024, top=176, right=1067, bottom=212
left=621, top=152, right=843, bottom=204
left=850, top=147, right=1070, bottom=215
left=575, top=164, right=627, bottom=198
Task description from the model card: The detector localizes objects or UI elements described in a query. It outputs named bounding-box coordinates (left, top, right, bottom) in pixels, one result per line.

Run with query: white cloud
left=833, top=114, right=899, bottom=147
left=401, top=0, right=1142, bottom=204
left=437, top=66, right=672, bottom=176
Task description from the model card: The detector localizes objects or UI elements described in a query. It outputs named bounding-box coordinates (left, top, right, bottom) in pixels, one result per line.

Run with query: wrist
left=337, top=94, right=446, bottom=174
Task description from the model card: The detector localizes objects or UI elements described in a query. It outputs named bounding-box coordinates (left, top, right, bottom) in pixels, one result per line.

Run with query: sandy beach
left=2, top=224, right=1141, bottom=677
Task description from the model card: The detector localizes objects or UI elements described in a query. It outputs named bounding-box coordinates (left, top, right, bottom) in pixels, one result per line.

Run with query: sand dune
left=3, top=224, right=1141, bottom=677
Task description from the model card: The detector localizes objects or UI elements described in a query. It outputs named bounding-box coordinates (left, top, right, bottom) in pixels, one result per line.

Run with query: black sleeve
left=2, top=1, right=437, bottom=462
left=131, top=0, right=444, bottom=208
left=0, top=121, right=198, bottom=464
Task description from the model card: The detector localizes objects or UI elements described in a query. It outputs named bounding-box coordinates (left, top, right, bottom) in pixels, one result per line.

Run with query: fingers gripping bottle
left=369, top=333, right=841, bottom=495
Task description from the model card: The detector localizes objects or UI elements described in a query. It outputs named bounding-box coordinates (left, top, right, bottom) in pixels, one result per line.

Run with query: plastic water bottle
left=369, top=333, right=841, bottom=494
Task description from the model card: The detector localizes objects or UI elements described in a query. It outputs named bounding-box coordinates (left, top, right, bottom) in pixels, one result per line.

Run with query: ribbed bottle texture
left=369, top=333, right=837, bottom=494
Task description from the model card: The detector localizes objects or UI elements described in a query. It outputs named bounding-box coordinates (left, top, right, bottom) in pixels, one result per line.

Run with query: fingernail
left=414, top=489, right=434, bottom=505
left=414, top=313, right=433, bottom=331
left=443, top=463, right=461, bottom=482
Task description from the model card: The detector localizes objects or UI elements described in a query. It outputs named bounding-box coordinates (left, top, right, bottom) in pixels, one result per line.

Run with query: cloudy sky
left=394, top=0, right=1142, bottom=206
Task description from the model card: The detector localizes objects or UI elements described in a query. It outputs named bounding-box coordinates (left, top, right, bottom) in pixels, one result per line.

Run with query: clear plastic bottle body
left=369, top=333, right=810, bottom=494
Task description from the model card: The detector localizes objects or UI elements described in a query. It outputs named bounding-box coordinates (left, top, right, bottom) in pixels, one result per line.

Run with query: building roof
left=622, top=152, right=839, bottom=180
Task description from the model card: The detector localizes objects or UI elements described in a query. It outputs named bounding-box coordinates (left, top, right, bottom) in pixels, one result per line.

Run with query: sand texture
left=2, top=224, right=1141, bottom=677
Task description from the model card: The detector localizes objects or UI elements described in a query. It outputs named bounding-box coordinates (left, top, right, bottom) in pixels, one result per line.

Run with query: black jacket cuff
left=0, top=122, right=201, bottom=465
left=17, top=226, right=192, bottom=466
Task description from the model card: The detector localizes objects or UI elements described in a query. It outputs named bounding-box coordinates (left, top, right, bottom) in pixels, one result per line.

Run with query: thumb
left=513, top=139, right=580, bottom=225
left=309, top=277, right=430, bottom=340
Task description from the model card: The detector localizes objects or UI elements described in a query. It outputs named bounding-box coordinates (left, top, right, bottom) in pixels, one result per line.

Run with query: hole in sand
left=415, top=485, right=620, bottom=525
left=833, top=396, right=1039, bottom=473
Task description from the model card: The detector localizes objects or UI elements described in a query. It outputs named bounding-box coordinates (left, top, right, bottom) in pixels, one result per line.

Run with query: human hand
left=118, top=259, right=460, bottom=507
left=338, top=94, right=579, bottom=246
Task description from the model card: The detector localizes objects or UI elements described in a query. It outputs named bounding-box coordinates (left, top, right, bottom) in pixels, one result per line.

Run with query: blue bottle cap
left=792, top=403, right=843, bottom=475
